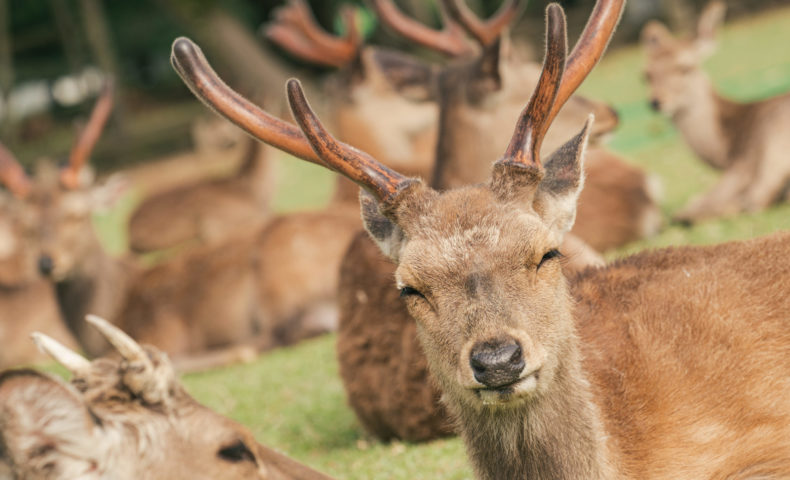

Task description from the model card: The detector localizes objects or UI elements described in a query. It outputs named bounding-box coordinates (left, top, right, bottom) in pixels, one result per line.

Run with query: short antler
left=61, top=79, right=114, bottom=190
left=265, top=0, right=361, bottom=68
left=499, top=0, right=623, bottom=167
left=171, top=37, right=414, bottom=204
left=0, top=142, right=31, bottom=198
left=31, top=332, right=91, bottom=375
left=371, top=0, right=474, bottom=57
left=441, top=0, right=524, bottom=47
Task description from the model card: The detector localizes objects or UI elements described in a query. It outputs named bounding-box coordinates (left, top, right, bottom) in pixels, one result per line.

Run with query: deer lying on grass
left=127, top=127, right=274, bottom=254
left=643, top=0, right=790, bottom=223
left=173, top=0, right=790, bottom=476
left=0, top=315, right=333, bottom=479
left=0, top=144, right=79, bottom=370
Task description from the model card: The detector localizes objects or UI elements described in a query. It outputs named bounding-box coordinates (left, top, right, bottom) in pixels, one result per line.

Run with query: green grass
left=85, top=5, right=790, bottom=479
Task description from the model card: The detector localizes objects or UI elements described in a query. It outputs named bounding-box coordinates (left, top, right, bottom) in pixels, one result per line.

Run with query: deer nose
left=469, top=339, right=525, bottom=388
left=38, top=255, right=54, bottom=276
left=649, top=98, right=661, bottom=111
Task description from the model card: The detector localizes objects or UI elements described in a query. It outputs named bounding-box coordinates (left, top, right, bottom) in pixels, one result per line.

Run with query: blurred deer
left=642, top=1, right=790, bottom=223
left=0, top=315, right=333, bottom=479
left=0, top=144, right=79, bottom=369
left=127, top=122, right=274, bottom=254
left=172, top=0, right=790, bottom=476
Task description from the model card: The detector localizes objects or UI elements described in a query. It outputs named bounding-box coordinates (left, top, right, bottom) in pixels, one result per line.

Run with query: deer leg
left=740, top=151, right=790, bottom=212
left=673, top=160, right=753, bottom=224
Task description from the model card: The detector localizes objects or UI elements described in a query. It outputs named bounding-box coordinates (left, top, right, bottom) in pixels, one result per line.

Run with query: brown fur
left=0, top=193, right=79, bottom=369
left=642, top=1, right=790, bottom=222
left=128, top=130, right=274, bottom=254
left=0, top=325, right=333, bottom=479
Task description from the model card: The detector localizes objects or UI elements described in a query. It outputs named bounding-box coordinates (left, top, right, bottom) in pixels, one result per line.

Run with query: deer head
left=641, top=1, right=726, bottom=116
left=0, top=144, right=39, bottom=287
left=171, top=0, right=621, bottom=416
left=0, top=316, right=274, bottom=479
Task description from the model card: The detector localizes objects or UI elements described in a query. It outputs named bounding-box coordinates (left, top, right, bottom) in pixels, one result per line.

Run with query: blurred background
left=2, top=0, right=789, bottom=172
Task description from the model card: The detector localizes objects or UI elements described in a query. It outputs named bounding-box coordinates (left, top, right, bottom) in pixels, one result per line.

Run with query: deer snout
left=649, top=98, right=661, bottom=111
left=38, top=254, right=54, bottom=276
left=469, top=339, right=525, bottom=389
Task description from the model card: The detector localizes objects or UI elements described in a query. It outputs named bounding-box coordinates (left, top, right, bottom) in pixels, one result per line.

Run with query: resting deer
left=0, top=315, right=333, bottom=479
left=172, top=0, right=790, bottom=476
left=25, top=84, right=272, bottom=366
left=642, top=0, right=790, bottom=223
left=127, top=125, right=274, bottom=254
left=0, top=144, right=79, bottom=369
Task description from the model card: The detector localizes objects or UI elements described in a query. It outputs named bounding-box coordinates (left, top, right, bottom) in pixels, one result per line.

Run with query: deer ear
left=533, top=117, right=592, bottom=237
left=89, top=173, right=129, bottom=213
left=695, top=1, right=726, bottom=58
left=0, top=370, right=97, bottom=474
left=640, top=21, right=674, bottom=54
left=359, top=190, right=406, bottom=261
left=361, top=48, right=438, bottom=102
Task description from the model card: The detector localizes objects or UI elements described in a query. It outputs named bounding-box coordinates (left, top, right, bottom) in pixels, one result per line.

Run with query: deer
left=642, top=0, right=790, bottom=224
left=0, top=314, right=333, bottom=479
left=0, top=144, right=79, bottom=370
left=172, top=0, right=790, bottom=475
left=126, top=122, right=275, bottom=254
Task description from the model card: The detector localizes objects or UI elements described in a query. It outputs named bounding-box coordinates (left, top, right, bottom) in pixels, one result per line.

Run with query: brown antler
left=371, top=0, right=474, bottom=57
left=0, top=142, right=31, bottom=198
left=500, top=0, right=623, bottom=167
left=61, top=79, right=114, bottom=189
left=441, top=0, right=524, bottom=47
left=286, top=78, right=412, bottom=202
left=265, top=0, right=360, bottom=68
left=171, top=37, right=412, bottom=203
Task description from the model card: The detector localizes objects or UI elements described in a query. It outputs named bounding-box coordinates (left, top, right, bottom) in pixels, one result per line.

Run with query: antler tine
left=61, top=79, right=114, bottom=190
left=0, top=142, right=32, bottom=198
left=547, top=0, right=624, bottom=125
left=370, top=0, right=474, bottom=57
left=442, top=0, right=524, bottom=47
left=286, top=78, right=412, bottom=203
left=171, top=37, right=323, bottom=167
left=499, top=4, right=566, bottom=167
left=86, top=315, right=152, bottom=369
left=31, top=332, right=91, bottom=375
left=265, top=0, right=360, bottom=68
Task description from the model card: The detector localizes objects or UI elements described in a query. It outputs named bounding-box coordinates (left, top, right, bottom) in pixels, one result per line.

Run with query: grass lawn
left=88, top=5, right=790, bottom=479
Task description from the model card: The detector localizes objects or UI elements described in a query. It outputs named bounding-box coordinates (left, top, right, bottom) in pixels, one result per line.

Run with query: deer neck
left=672, top=80, right=743, bottom=170
left=54, top=245, right=134, bottom=356
left=451, top=337, right=617, bottom=480
left=234, top=138, right=272, bottom=208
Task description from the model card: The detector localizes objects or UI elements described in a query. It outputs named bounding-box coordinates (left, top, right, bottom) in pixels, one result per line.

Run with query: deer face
left=641, top=2, right=726, bottom=117
left=0, top=317, right=271, bottom=480
left=362, top=124, right=590, bottom=409
left=0, top=194, right=40, bottom=287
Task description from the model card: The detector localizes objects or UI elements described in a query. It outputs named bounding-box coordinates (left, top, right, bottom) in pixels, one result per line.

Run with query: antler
left=265, top=0, right=361, bottom=68
left=31, top=332, right=91, bottom=375
left=370, top=0, right=474, bottom=57
left=61, top=79, right=114, bottom=190
left=171, top=37, right=413, bottom=204
left=499, top=0, right=623, bottom=167
left=441, top=0, right=524, bottom=47
left=0, top=142, right=31, bottom=198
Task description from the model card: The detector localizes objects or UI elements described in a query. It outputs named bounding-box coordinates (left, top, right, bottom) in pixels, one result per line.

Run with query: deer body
left=643, top=1, right=790, bottom=222
left=128, top=135, right=274, bottom=253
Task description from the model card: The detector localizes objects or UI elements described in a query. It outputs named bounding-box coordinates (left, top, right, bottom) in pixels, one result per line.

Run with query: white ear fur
left=0, top=371, right=98, bottom=477
left=359, top=190, right=406, bottom=261
left=89, top=173, right=129, bottom=213
left=534, top=116, right=593, bottom=237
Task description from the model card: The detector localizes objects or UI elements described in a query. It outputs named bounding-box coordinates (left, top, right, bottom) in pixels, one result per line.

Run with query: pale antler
left=370, top=0, right=474, bottom=57
left=31, top=332, right=91, bottom=375
left=441, top=0, right=524, bottom=47
left=265, top=0, right=361, bottom=68
left=0, top=142, right=32, bottom=198
left=171, top=37, right=413, bottom=203
left=500, top=0, right=623, bottom=167
left=61, top=79, right=114, bottom=190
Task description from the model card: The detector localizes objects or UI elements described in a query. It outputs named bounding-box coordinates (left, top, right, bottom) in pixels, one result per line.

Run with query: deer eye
left=399, top=286, right=425, bottom=299
left=218, top=440, right=256, bottom=464
left=537, top=249, right=562, bottom=271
